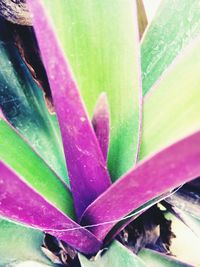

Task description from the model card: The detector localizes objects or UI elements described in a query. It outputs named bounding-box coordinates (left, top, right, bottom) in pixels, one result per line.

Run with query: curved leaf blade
left=0, top=117, right=75, bottom=218
left=41, top=0, right=142, bottom=181
left=0, top=162, right=102, bottom=255
left=81, top=131, right=200, bottom=240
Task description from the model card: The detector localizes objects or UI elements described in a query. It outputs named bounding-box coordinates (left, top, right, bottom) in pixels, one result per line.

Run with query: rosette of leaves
left=1, top=0, right=200, bottom=266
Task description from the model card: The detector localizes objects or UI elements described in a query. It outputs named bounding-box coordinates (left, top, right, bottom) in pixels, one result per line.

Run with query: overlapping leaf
left=81, top=131, right=200, bottom=240
left=0, top=161, right=102, bottom=254
left=40, top=0, right=142, bottom=181
left=0, top=116, right=74, bottom=218
left=0, top=218, right=52, bottom=266
left=0, top=18, right=68, bottom=182
left=28, top=0, right=111, bottom=219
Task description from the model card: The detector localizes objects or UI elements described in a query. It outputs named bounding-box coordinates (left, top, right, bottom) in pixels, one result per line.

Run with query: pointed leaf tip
left=92, top=93, right=110, bottom=161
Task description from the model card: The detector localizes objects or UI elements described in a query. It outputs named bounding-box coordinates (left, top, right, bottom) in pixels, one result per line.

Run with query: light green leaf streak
left=142, top=0, right=200, bottom=95
left=42, top=0, right=141, bottom=181
left=139, top=38, right=200, bottom=160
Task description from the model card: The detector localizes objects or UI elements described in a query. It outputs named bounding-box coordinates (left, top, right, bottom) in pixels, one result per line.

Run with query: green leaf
left=142, top=0, right=200, bottom=95
left=139, top=36, right=200, bottom=160
left=0, top=217, right=52, bottom=266
left=79, top=241, right=146, bottom=267
left=42, top=0, right=142, bottom=181
left=0, top=19, right=68, bottom=183
left=138, top=249, right=193, bottom=267
left=0, top=117, right=75, bottom=219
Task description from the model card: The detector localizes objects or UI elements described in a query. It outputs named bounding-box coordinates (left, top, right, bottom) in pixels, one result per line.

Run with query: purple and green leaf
left=0, top=116, right=75, bottom=218
left=81, top=131, right=200, bottom=240
left=40, top=0, right=142, bottom=181
left=28, top=0, right=111, bottom=219
left=0, top=161, right=102, bottom=254
left=0, top=18, right=68, bottom=183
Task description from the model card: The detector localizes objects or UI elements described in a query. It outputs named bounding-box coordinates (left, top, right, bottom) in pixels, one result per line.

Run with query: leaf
left=164, top=212, right=200, bottom=266
left=40, top=0, right=142, bottom=181
left=0, top=217, right=51, bottom=266
left=0, top=18, right=68, bottom=183
left=136, top=0, right=148, bottom=39
left=28, top=0, right=111, bottom=219
left=92, top=93, right=110, bottom=161
left=79, top=241, right=146, bottom=267
left=15, top=262, right=52, bottom=267
left=168, top=207, right=200, bottom=240
left=138, top=249, right=193, bottom=267
left=165, top=177, right=200, bottom=220
left=0, top=117, right=75, bottom=219
left=139, top=36, right=200, bottom=161
left=81, top=131, right=200, bottom=241
left=142, top=0, right=200, bottom=95
left=0, top=161, right=102, bottom=255
left=165, top=185, right=200, bottom=220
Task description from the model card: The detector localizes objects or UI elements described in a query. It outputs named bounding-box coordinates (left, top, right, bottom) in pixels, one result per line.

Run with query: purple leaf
left=92, top=93, right=110, bottom=161
left=27, top=0, right=111, bottom=219
left=81, top=131, right=200, bottom=241
left=0, top=161, right=102, bottom=254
